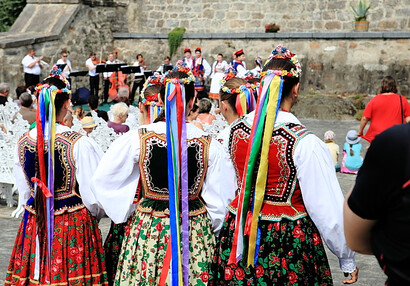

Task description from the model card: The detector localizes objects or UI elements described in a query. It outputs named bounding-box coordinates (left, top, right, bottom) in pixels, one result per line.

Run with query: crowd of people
left=1, top=43, right=409, bottom=286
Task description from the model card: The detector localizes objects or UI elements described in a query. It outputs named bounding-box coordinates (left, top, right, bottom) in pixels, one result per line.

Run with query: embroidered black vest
left=136, top=129, right=211, bottom=217
left=18, top=131, right=85, bottom=215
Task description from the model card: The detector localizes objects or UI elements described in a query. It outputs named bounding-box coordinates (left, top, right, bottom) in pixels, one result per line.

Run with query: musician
left=86, top=52, right=99, bottom=98
left=156, top=56, right=173, bottom=74
left=130, top=54, right=147, bottom=105
left=103, top=53, right=119, bottom=103
left=22, top=48, right=42, bottom=88
left=56, top=50, right=72, bottom=77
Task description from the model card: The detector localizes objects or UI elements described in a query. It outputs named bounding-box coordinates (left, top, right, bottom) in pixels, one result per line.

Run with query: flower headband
left=264, top=44, right=302, bottom=78
left=162, top=60, right=195, bottom=85
left=35, top=83, right=71, bottom=94
left=219, top=65, right=237, bottom=88
left=45, top=65, right=71, bottom=89
left=221, top=81, right=256, bottom=116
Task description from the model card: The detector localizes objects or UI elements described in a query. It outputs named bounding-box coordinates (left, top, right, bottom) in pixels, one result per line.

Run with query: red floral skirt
left=210, top=212, right=333, bottom=285
left=5, top=208, right=108, bottom=285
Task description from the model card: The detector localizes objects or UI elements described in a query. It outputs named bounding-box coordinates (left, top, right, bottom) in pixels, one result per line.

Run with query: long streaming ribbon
left=234, top=84, right=257, bottom=117
left=164, top=78, right=189, bottom=286
left=228, top=72, right=284, bottom=267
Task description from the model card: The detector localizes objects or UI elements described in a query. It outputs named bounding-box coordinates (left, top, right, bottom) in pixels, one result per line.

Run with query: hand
left=357, top=131, right=363, bottom=137
left=343, top=267, right=359, bottom=284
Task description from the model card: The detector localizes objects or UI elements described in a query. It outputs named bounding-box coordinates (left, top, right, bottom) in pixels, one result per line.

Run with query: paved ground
left=0, top=119, right=386, bottom=285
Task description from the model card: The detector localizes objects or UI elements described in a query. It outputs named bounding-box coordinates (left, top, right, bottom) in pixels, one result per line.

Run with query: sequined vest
left=227, top=119, right=311, bottom=221
left=136, top=128, right=211, bottom=217
left=18, top=131, right=84, bottom=215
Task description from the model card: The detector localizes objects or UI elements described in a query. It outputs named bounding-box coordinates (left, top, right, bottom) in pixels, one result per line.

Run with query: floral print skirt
left=114, top=211, right=215, bottom=286
left=5, top=207, right=108, bottom=285
left=211, top=212, right=333, bottom=285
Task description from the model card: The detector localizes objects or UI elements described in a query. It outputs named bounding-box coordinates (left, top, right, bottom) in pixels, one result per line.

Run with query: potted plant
left=350, top=0, right=372, bottom=31
left=265, top=23, right=280, bottom=33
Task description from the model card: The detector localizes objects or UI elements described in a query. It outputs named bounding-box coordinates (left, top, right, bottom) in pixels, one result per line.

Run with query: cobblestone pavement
left=0, top=119, right=386, bottom=285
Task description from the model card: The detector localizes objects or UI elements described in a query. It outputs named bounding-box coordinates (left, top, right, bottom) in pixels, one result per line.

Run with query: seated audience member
left=80, top=116, right=97, bottom=136
left=116, top=87, right=130, bottom=105
left=13, top=92, right=36, bottom=124
left=197, top=98, right=216, bottom=125
left=86, top=96, right=109, bottom=121
left=0, top=82, right=10, bottom=105
left=108, top=102, right=130, bottom=134
left=341, top=130, right=363, bottom=174
left=74, top=106, right=85, bottom=120
left=187, top=104, right=203, bottom=130
left=62, top=110, right=74, bottom=128
left=344, top=123, right=410, bottom=285
left=324, top=130, right=341, bottom=172
left=14, top=85, right=27, bottom=107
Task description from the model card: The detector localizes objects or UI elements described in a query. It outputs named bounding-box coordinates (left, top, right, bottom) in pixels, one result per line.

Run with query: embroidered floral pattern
left=115, top=212, right=215, bottom=286
left=211, top=214, right=333, bottom=285
left=6, top=208, right=108, bottom=285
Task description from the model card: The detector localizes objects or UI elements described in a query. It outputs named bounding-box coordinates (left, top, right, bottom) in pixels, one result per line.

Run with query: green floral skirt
left=114, top=211, right=215, bottom=286
left=211, top=213, right=333, bottom=285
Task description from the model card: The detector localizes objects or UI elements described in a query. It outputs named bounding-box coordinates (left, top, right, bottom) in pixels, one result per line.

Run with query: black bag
left=72, top=87, right=91, bottom=105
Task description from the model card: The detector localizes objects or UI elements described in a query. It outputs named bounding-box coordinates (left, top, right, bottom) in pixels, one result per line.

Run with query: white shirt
left=241, top=110, right=357, bottom=273
left=14, top=124, right=105, bottom=219
left=194, top=57, right=212, bottom=78
left=103, top=60, right=116, bottom=78
left=22, top=55, right=41, bottom=75
left=183, top=57, right=193, bottom=70
left=86, top=58, right=98, bottom=76
left=133, top=61, right=145, bottom=77
left=91, top=122, right=238, bottom=235
left=56, top=58, right=72, bottom=76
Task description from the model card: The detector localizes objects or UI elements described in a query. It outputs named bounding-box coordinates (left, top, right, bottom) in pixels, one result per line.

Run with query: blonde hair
left=111, top=102, right=129, bottom=119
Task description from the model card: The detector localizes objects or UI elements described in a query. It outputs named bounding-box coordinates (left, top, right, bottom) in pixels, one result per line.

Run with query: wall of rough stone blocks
left=126, top=0, right=410, bottom=33
left=114, top=37, right=410, bottom=96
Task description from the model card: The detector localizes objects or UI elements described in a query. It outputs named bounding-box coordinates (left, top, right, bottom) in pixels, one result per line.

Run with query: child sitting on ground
left=324, top=130, right=340, bottom=172
left=341, top=130, right=364, bottom=174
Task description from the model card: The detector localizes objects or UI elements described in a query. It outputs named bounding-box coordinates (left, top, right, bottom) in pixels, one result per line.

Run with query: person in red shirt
left=358, top=76, right=410, bottom=143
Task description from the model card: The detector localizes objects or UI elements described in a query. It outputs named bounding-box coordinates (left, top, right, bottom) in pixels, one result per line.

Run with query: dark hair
left=190, top=104, right=199, bottom=113
left=263, top=58, right=300, bottom=102
left=15, top=85, right=26, bottom=99
left=379, top=76, right=398, bottom=94
left=137, top=54, right=143, bottom=59
left=164, top=56, right=171, bottom=61
left=88, top=95, right=99, bottom=110
left=42, top=76, right=66, bottom=89
left=155, top=71, right=195, bottom=122
left=19, top=92, right=33, bottom=107
left=144, top=85, right=161, bottom=97
left=89, top=52, right=96, bottom=57
left=61, top=49, right=68, bottom=55
left=349, top=144, right=354, bottom=156
left=219, top=77, right=247, bottom=114
left=217, top=53, right=224, bottom=58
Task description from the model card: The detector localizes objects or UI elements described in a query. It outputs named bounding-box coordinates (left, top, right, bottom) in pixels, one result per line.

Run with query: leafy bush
left=168, top=27, right=185, bottom=58
left=0, top=0, right=26, bottom=32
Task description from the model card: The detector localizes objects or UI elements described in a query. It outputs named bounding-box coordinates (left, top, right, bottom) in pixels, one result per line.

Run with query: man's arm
left=358, top=116, right=369, bottom=136
left=344, top=190, right=376, bottom=255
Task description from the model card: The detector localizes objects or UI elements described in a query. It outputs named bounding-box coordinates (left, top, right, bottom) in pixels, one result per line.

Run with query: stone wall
left=127, top=0, right=410, bottom=33
left=115, top=37, right=410, bottom=96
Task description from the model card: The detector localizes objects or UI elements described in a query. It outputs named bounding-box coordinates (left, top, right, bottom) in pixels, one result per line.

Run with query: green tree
left=0, top=0, right=26, bottom=32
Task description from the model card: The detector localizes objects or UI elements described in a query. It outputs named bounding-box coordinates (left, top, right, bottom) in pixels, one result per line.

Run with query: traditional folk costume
left=103, top=75, right=163, bottom=285
left=192, top=48, right=211, bottom=92
left=231, top=49, right=247, bottom=78
left=92, top=68, right=237, bottom=286
left=211, top=45, right=356, bottom=285
left=182, top=48, right=193, bottom=70
left=209, top=60, right=228, bottom=100
left=6, top=77, right=107, bottom=285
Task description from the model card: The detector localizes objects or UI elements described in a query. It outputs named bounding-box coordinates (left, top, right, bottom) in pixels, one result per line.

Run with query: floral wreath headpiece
left=141, top=74, right=163, bottom=105
left=220, top=80, right=256, bottom=116
left=263, top=44, right=302, bottom=78
left=162, top=60, right=195, bottom=85
left=43, top=65, right=71, bottom=90
left=219, top=64, right=237, bottom=87
left=35, top=83, right=71, bottom=95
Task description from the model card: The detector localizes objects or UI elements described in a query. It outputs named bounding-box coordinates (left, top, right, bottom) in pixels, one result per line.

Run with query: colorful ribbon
left=229, top=72, right=284, bottom=267
left=164, top=78, right=189, bottom=286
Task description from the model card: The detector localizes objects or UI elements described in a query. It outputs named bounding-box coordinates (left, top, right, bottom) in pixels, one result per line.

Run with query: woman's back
left=363, top=93, right=410, bottom=142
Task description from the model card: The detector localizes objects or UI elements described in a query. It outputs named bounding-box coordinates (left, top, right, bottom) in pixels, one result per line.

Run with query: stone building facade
left=0, top=0, right=409, bottom=97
